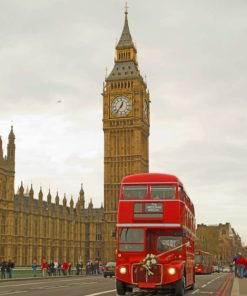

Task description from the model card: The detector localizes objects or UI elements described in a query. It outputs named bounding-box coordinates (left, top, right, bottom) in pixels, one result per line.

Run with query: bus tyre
left=116, top=279, right=126, bottom=296
left=174, top=276, right=185, bottom=296
left=189, top=272, right=195, bottom=290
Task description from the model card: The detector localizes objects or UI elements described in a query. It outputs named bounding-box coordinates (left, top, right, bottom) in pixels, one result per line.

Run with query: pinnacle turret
left=7, top=125, right=15, bottom=169
left=70, top=196, right=74, bottom=209
left=47, top=189, right=52, bottom=203
left=79, top=184, right=85, bottom=209
left=29, top=184, right=34, bottom=198
left=55, top=191, right=59, bottom=205
left=19, top=181, right=24, bottom=196
left=39, top=187, right=43, bottom=201
left=63, top=194, right=67, bottom=207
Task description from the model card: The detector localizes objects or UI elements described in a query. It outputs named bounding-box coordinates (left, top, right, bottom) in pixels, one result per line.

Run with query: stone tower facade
left=102, top=8, right=150, bottom=259
left=0, top=126, right=15, bottom=260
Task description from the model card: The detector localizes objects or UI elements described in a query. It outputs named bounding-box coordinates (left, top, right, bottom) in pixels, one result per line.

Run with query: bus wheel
left=173, top=275, right=185, bottom=296
left=126, top=287, right=133, bottom=292
left=189, top=272, right=195, bottom=290
left=116, top=279, right=126, bottom=295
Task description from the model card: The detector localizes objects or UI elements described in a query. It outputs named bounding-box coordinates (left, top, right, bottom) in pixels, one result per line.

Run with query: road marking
left=0, top=292, right=27, bottom=295
left=84, top=289, right=116, bottom=296
left=196, top=292, right=214, bottom=294
left=191, top=289, right=199, bottom=294
left=0, top=278, right=96, bottom=288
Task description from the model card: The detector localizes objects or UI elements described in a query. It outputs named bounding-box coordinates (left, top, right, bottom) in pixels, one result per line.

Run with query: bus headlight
left=168, top=267, right=176, bottom=275
left=119, top=267, right=127, bottom=274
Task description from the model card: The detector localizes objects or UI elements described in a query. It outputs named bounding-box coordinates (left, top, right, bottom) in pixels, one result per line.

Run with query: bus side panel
left=118, top=201, right=183, bottom=224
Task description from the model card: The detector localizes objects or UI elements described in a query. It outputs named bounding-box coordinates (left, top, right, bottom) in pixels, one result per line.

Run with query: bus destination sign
left=145, top=203, right=163, bottom=213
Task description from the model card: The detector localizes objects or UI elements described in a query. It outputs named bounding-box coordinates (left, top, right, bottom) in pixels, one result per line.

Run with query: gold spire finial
left=124, top=2, right=128, bottom=15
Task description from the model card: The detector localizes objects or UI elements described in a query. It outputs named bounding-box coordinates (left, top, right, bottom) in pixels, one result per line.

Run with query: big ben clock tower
left=102, top=6, right=150, bottom=260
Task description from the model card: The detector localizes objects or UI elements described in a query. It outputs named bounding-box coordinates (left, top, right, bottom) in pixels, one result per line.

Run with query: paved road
left=0, top=273, right=231, bottom=296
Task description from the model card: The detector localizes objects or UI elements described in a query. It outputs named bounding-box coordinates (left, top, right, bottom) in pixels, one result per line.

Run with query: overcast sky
left=0, top=0, right=246, bottom=245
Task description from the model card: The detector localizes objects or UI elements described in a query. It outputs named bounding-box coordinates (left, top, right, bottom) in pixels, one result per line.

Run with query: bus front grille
left=132, top=264, right=162, bottom=284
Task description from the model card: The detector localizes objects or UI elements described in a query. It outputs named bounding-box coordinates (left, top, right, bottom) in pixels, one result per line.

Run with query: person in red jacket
left=62, top=261, right=69, bottom=275
left=243, top=258, right=247, bottom=277
left=41, top=259, right=47, bottom=277
left=236, top=253, right=245, bottom=278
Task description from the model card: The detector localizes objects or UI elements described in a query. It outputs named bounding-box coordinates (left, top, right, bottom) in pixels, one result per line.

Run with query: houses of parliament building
left=0, top=7, right=150, bottom=266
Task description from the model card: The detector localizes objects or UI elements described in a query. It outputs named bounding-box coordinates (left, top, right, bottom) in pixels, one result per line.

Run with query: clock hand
left=117, top=102, right=123, bottom=112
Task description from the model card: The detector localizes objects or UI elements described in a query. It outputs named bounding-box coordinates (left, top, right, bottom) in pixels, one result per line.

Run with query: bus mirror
left=111, top=229, right=116, bottom=238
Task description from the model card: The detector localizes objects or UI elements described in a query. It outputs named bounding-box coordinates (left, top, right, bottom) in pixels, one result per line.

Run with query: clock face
left=111, top=96, right=132, bottom=117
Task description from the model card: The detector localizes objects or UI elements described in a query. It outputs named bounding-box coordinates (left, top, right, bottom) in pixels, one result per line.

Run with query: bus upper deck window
left=123, top=186, right=147, bottom=200
left=151, top=185, right=175, bottom=200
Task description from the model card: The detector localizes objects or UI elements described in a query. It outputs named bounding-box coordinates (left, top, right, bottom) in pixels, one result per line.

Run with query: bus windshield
left=157, top=236, right=182, bottom=252
left=123, top=186, right=147, bottom=200
left=119, top=228, right=144, bottom=251
left=151, top=185, right=176, bottom=200
left=195, top=254, right=201, bottom=264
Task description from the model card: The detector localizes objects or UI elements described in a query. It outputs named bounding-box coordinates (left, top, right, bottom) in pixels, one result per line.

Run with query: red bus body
left=195, top=250, right=213, bottom=274
left=116, top=173, right=196, bottom=296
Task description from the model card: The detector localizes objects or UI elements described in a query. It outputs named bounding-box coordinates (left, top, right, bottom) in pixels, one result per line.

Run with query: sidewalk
left=231, top=276, right=247, bottom=296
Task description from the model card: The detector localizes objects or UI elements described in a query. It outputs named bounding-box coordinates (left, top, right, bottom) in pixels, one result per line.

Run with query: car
left=222, top=265, right=231, bottom=273
left=103, top=261, right=116, bottom=278
left=213, top=265, right=220, bottom=273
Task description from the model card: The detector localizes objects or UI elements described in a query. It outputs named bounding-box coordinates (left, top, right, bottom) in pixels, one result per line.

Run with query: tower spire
left=7, top=125, right=15, bottom=169
left=124, top=2, right=128, bottom=16
left=116, top=3, right=134, bottom=50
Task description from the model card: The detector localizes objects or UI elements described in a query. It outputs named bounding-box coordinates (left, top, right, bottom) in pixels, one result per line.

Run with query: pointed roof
left=29, top=184, right=34, bottom=198
left=38, top=187, right=43, bottom=200
left=55, top=191, right=59, bottom=205
left=19, top=181, right=24, bottom=196
left=116, top=8, right=134, bottom=50
left=8, top=125, right=15, bottom=141
left=47, top=189, right=52, bottom=203
left=70, top=196, right=74, bottom=208
left=106, top=6, right=144, bottom=82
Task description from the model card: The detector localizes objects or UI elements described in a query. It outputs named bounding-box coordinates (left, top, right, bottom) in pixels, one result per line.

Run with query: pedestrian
left=6, top=259, right=14, bottom=278
left=41, top=259, right=47, bottom=277
left=243, top=258, right=247, bottom=277
left=68, top=262, right=72, bottom=276
left=32, top=260, right=38, bottom=277
left=57, top=263, right=61, bottom=276
left=236, top=253, right=245, bottom=278
left=62, top=261, right=68, bottom=275
left=232, top=253, right=240, bottom=276
left=54, top=260, right=58, bottom=276
left=0, top=261, right=6, bottom=279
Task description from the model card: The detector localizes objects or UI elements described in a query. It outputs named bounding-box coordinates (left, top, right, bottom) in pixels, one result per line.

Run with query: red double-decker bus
left=116, top=173, right=196, bottom=296
left=195, top=250, right=213, bottom=274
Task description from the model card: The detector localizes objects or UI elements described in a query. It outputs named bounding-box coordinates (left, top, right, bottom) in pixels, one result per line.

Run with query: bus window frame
left=150, top=184, right=176, bottom=200
left=122, top=185, right=148, bottom=200
left=119, top=228, right=145, bottom=252
left=157, top=236, right=183, bottom=252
